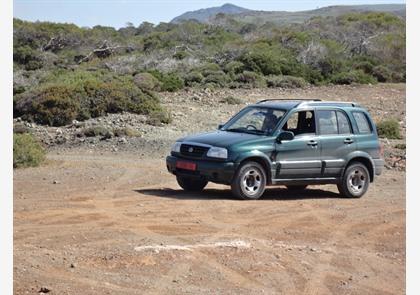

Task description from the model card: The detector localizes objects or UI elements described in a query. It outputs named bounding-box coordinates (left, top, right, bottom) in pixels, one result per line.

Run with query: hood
left=180, top=130, right=262, bottom=148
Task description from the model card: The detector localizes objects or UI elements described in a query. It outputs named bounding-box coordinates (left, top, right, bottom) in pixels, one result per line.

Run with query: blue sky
left=14, top=0, right=405, bottom=28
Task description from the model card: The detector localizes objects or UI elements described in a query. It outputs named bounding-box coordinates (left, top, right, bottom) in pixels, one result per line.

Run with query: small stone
left=53, top=180, right=59, bottom=184
left=39, top=286, right=51, bottom=293
left=70, top=263, right=76, bottom=268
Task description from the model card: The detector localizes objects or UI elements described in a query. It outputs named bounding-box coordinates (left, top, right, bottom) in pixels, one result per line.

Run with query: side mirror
left=218, top=124, right=224, bottom=130
left=276, top=131, right=294, bottom=143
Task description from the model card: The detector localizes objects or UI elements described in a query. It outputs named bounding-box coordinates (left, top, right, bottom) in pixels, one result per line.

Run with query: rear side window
left=317, top=110, right=338, bottom=135
left=352, top=112, right=372, bottom=134
left=336, top=111, right=351, bottom=134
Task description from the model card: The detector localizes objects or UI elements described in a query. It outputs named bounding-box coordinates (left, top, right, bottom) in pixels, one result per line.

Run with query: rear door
left=317, top=109, right=355, bottom=177
left=274, top=110, right=322, bottom=179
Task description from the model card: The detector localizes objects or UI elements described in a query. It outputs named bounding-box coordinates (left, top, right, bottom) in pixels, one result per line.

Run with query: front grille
left=180, top=144, right=209, bottom=158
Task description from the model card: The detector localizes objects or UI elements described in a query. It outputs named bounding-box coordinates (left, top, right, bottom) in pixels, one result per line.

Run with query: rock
left=53, top=180, right=59, bottom=184
left=70, top=263, right=76, bottom=268
left=118, top=137, right=128, bottom=144
left=39, top=286, right=51, bottom=293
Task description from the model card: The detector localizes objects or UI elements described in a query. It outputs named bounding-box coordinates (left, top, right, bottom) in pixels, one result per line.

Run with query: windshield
left=222, top=107, right=286, bottom=135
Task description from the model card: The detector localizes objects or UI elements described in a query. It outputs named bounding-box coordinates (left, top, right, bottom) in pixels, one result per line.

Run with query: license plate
left=176, top=161, right=197, bottom=171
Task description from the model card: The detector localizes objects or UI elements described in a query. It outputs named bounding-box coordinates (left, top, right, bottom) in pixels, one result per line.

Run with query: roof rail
left=257, top=98, right=322, bottom=104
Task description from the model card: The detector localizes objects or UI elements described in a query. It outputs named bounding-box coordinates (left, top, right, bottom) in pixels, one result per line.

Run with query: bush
left=13, top=133, right=45, bottom=168
left=146, top=109, right=172, bottom=126
left=113, top=127, right=141, bottom=137
left=14, top=70, right=164, bottom=126
left=394, top=143, right=406, bottom=150
left=83, top=126, right=113, bottom=138
left=148, top=70, right=184, bottom=92
left=203, top=70, right=230, bottom=87
left=173, top=50, right=188, bottom=60
left=224, top=61, right=244, bottom=75
left=376, top=119, right=401, bottom=139
left=235, top=71, right=266, bottom=88
left=220, top=96, right=242, bottom=105
left=133, top=72, right=162, bottom=91
left=330, top=70, right=377, bottom=85
left=184, top=71, right=204, bottom=86
left=266, top=75, right=308, bottom=88
left=372, top=65, right=392, bottom=82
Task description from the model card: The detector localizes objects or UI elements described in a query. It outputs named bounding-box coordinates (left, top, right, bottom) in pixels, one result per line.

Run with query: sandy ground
left=14, top=152, right=405, bottom=295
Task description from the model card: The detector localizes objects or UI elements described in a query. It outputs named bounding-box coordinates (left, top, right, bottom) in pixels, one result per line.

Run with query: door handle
left=307, top=140, right=318, bottom=146
left=344, top=138, right=354, bottom=144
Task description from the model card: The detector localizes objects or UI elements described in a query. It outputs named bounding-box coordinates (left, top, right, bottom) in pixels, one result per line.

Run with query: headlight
left=207, top=147, right=228, bottom=159
left=171, top=142, right=182, bottom=153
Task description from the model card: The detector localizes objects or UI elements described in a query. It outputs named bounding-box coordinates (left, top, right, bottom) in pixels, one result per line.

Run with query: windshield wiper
left=225, top=128, right=267, bottom=135
left=225, top=128, right=246, bottom=133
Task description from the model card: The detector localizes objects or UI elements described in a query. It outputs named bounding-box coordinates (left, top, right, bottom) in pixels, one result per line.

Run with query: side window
left=317, top=110, right=338, bottom=135
left=337, top=111, right=351, bottom=134
left=284, top=112, right=298, bottom=130
left=352, top=112, right=372, bottom=134
left=283, top=111, right=315, bottom=136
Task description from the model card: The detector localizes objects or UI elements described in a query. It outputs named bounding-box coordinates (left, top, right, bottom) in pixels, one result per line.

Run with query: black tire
left=286, top=185, right=308, bottom=191
left=337, top=162, right=370, bottom=198
left=231, top=161, right=267, bottom=200
left=176, top=176, right=208, bottom=192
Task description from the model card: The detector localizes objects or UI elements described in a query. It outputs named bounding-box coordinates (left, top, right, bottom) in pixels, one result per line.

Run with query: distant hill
left=171, top=3, right=405, bottom=24
left=171, top=3, right=251, bottom=23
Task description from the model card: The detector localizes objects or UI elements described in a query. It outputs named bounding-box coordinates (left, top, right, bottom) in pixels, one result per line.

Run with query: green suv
left=166, top=99, right=384, bottom=200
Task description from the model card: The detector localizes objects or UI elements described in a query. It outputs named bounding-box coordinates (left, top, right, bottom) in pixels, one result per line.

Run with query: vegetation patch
left=14, top=133, right=45, bottom=168
left=376, top=119, right=402, bottom=139
left=220, top=96, right=242, bottom=105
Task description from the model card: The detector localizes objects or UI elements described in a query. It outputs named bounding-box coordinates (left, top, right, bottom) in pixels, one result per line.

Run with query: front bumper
left=374, top=158, right=385, bottom=176
left=166, top=155, right=236, bottom=185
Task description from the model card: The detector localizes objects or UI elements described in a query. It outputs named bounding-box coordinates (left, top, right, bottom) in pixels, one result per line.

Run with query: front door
left=274, top=110, right=322, bottom=179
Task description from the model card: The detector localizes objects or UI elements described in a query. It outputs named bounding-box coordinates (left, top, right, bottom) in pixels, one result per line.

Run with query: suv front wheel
left=231, top=161, right=267, bottom=200
left=176, top=176, right=208, bottom=192
left=337, top=162, right=370, bottom=198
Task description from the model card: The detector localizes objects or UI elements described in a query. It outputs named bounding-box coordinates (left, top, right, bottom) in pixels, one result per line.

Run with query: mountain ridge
left=170, top=3, right=405, bottom=24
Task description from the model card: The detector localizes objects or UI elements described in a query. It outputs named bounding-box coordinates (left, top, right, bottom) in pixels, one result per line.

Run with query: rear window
left=352, top=112, right=372, bottom=134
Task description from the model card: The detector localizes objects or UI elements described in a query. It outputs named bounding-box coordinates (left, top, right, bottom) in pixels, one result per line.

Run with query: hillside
left=13, top=9, right=405, bottom=127
left=171, top=3, right=250, bottom=23
left=171, top=3, right=405, bottom=24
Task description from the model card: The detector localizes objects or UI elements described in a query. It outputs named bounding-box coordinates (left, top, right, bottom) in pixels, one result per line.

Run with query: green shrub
left=203, top=71, right=230, bottom=87
left=173, top=50, right=188, bottom=60
left=83, top=126, right=113, bottom=138
left=220, top=96, right=242, bottom=105
left=330, top=70, right=377, bottom=85
left=146, top=109, right=172, bottom=126
left=184, top=71, right=204, bottom=86
left=235, top=71, right=266, bottom=88
left=13, top=123, right=30, bottom=134
left=13, top=133, right=45, bottom=168
left=14, top=70, right=163, bottom=126
left=266, top=75, right=308, bottom=88
left=224, top=61, right=244, bottom=74
left=394, top=143, right=406, bottom=150
left=376, top=119, right=401, bottom=139
left=148, top=70, right=184, bottom=92
left=372, top=65, right=392, bottom=82
left=113, top=127, right=141, bottom=137
left=133, top=72, right=162, bottom=91
left=13, top=45, right=43, bottom=70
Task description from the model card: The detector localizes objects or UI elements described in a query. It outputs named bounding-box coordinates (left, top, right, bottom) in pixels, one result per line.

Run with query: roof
left=252, top=99, right=361, bottom=110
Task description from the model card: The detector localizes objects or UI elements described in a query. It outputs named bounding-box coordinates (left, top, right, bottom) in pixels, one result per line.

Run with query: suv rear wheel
left=176, top=176, right=208, bottom=192
left=337, top=162, right=370, bottom=198
left=231, top=161, right=267, bottom=200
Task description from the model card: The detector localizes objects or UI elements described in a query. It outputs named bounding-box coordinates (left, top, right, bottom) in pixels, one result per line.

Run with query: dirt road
left=14, top=152, right=405, bottom=295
